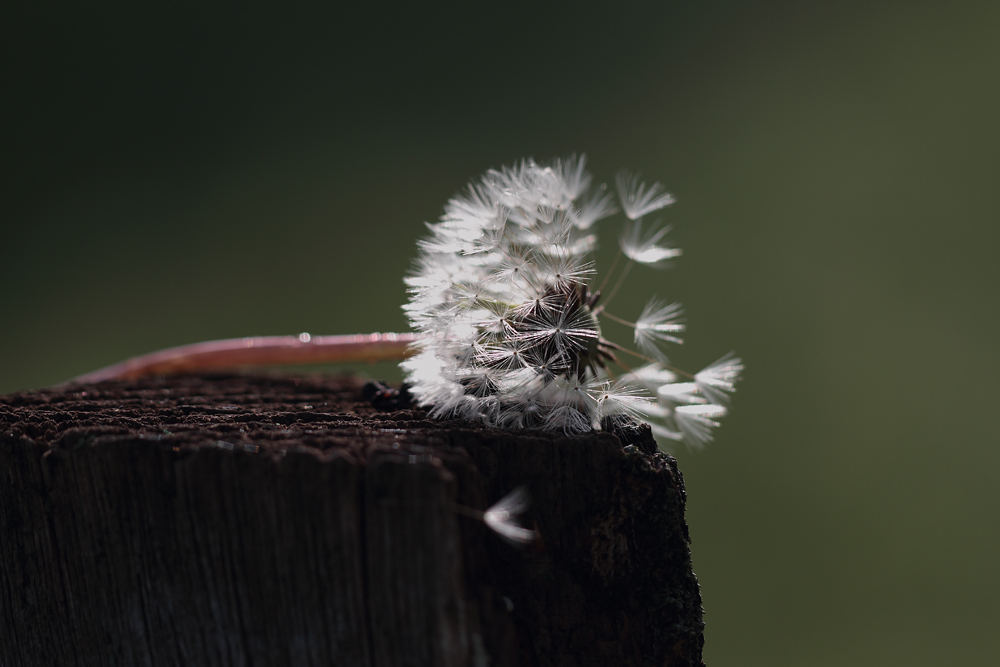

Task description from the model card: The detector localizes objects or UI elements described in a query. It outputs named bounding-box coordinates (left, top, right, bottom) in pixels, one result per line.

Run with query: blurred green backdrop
left=4, top=1, right=999, bottom=664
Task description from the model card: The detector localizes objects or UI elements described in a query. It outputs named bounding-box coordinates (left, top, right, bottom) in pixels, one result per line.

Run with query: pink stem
left=70, top=332, right=422, bottom=384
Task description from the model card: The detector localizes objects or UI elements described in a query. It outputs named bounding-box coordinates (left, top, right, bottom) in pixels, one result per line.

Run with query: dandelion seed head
left=402, top=156, right=741, bottom=447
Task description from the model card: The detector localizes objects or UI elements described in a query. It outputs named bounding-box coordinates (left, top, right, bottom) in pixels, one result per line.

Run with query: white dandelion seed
left=616, top=171, right=676, bottom=220
left=657, top=382, right=706, bottom=405
left=483, top=487, right=537, bottom=544
left=620, top=218, right=682, bottom=267
left=674, top=404, right=728, bottom=449
left=573, top=188, right=618, bottom=230
left=633, top=297, right=685, bottom=358
left=694, top=353, right=744, bottom=405
left=623, top=363, right=679, bottom=391
left=534, top=252, right=596, bottom=287
left=591, top=380, right=655, bottom=423
left=520, top=302, right=600, bottom=353
left=544, top=404, right=594, bottom=435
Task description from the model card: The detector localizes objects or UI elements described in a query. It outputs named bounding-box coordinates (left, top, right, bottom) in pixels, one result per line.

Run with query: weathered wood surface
left=0, top=375, right=705, bottom=666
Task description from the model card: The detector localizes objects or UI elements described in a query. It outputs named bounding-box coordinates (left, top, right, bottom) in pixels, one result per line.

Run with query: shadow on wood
left=0, top=375, right=705, bottom=666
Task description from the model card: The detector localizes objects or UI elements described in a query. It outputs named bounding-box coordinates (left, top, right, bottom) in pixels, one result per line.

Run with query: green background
left=4, top=1, right=998, bottom=664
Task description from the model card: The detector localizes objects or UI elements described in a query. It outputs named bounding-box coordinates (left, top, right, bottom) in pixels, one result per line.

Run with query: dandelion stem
left=598, top=311, right=635, bottom=328
left=607, top=356, right=635, bottom=374
left=450, top=503, right=485, bottom=520
left=599, top=260, right=634, bottom=311
left=69, top=333, right=421, bottom=384
left=596, top=248, right=622, bottom=295
left=615, top=346, right=696, bottom=379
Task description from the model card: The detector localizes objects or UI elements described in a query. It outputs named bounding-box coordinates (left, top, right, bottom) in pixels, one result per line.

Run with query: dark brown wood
left=0, top=374, right=705, bottom=666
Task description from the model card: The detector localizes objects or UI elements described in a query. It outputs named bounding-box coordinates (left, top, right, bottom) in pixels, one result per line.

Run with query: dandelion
left=403, top=155, right=742, bottom=447
left=74, top=155, right=741, bottom=448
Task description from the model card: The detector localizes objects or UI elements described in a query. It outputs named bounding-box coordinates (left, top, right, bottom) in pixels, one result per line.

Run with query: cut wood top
left=0, top=374, right=706, bottom=667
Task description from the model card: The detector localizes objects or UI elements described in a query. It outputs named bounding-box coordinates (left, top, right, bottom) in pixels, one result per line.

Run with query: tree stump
left=0, top=374, right=705, bottom=666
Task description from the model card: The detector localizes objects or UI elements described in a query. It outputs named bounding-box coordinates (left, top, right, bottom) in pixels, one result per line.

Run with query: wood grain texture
left=1, top=375, right=705, bottom=666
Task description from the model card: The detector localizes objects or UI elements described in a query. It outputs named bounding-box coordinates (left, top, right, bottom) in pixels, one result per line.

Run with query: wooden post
left=0, top=375, right=705, bottom=666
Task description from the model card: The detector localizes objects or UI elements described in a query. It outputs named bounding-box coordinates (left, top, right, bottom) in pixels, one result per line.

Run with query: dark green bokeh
left=4, top=2, right=998, bottom=664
